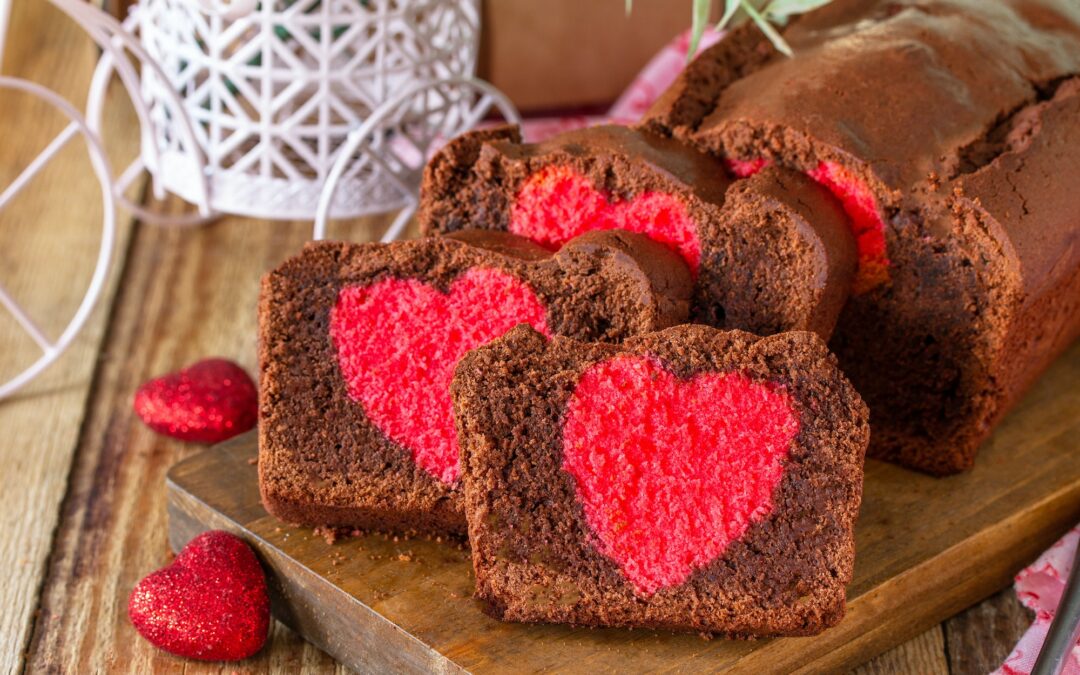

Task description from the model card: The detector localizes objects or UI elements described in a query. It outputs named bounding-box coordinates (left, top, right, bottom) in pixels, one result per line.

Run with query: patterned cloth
left=996, top=527, right=1080, bottom=674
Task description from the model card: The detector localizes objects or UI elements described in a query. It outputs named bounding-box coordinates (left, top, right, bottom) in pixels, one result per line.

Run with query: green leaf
left=763, top=0, right=833, bottom=22
left=742, top=1, right=794, bottom=56
left=687, top=0, right=712, bottom=60
left=718, top=0, right=742, bottom=29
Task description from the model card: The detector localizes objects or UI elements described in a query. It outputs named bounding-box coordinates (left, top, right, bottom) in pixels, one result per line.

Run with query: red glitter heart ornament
left=562, top=356, right=799, bottom=596
left=330, top=268, right=550, bottom=484
left=128, top=531, right=269, bottom=661
left=134, top=358, right=257, bottom=443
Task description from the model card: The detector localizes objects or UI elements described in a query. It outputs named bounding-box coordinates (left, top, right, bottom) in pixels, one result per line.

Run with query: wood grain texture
left=0, top=2, right=140, bottom=672
left=21, top=206, right=394, bottom=674
left=945, top=588, right=1033, bottom=675
left=165, top=337, right=1080, bottom=674
left=852, top=627, right=949, bottom=675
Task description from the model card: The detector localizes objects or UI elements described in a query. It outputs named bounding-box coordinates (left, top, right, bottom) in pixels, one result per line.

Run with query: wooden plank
left=851, top=627, right=948, bottom=675
left=164, top=337, right=1080, bottom=673
left=22, top=206, right=397, bottom=673
left=0, top=2, right=142, bottom=672
left=945, top=588, right=1033, bottom=675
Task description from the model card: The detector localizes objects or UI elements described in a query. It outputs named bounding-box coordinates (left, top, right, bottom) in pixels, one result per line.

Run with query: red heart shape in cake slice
left=128, top=531, right=269, bottom=661
left=562, top=356, right=799, bottom=596
left=510, top=165, right=701, bottom=272
left=331, top=268, right=550, bottom=484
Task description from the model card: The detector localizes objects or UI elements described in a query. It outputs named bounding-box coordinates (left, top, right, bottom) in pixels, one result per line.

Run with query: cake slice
left=258, top=230, right=692, bottom=537
left=452, top=324, right=869, bottom=635
left=420, top=124, right=856, bottom=338
left=642, top=0, right=1080, bottom=474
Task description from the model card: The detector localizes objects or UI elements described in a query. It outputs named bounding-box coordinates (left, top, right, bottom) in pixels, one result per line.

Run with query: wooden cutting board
left=166, top=341, right=1080, bottom=674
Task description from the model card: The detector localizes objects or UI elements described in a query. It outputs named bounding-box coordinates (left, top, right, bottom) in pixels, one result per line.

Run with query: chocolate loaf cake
left=258, top=231, right=692, bottom=536
left=420, top=124, right=856, bottom=338
left=452, top=324, right=869, bottom=635
left=643, top=0, right=1080, bottom=474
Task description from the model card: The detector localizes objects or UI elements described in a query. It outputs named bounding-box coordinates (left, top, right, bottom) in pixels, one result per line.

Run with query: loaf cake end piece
left=642, top=0, right=1080, bottom=473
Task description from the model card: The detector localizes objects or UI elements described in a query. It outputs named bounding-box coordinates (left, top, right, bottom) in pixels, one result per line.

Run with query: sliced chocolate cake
left=258, top=231, right=692, bottom=537
left=420, top=124, right=856, bottom=338
left=642, top=0, right=1080, bottom=474
left=452, top=324, right=869, bottom=635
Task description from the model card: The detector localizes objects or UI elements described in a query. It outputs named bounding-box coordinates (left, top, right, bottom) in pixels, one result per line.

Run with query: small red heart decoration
left=510, top=165, right=701, bottom=272
left=330, top=267, right=550, bottom=484
left=134, top=358, right=257, bottom=443
left=562, top=356, right=799, bottom=596
left=128, top=531, right=269, bottom=661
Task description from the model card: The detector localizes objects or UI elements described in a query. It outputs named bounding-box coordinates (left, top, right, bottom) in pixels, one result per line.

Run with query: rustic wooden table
left=0, top=2, right=1037, bottom=673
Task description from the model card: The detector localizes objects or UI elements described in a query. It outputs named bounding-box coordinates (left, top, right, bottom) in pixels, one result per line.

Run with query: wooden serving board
left=167, top=341, right=1080, bottom=673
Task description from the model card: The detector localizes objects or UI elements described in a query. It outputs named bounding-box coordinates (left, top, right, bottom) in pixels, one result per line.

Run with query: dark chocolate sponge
left=258, top=231, right=692, bottom=537
left=420, top=124, right=855, bottom=338
left=452, top=324, right=869, bottom=636
left=643, top=0, right=1080, bottom=474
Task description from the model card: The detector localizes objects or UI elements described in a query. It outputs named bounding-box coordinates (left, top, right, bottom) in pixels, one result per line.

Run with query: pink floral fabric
left=996, top=527, right=1080, bottom=674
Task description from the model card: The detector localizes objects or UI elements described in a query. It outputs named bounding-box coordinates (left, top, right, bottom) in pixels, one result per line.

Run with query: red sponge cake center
left=561, top=356, right=799, bottom=596
left=331, top=268, right=550, bottom=484
left=807, top=161, right=889, bottom=292
left=510, top=165, right=702, bottom=272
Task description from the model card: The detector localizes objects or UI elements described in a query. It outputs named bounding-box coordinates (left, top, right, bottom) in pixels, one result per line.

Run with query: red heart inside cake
left=510, top=165, right=702, bottom=272
left=562, top=356, right=799, bottom=596
left=726, top=157, right=889, bottom=292
left=331, top=268, right=550, bottom=484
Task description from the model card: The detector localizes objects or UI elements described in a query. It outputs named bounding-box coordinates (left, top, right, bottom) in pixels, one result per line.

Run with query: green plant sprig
left=628, top=0, right=836, bottom=60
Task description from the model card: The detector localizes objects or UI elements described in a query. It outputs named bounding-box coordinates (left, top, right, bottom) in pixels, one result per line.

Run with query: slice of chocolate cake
left=452, top=324, right=869, bottom=636
left=258, top=231, right=692, bottom=537
left=642, top=0, right=1080, bottom=474
left=420, top=124, right=856, bottom=338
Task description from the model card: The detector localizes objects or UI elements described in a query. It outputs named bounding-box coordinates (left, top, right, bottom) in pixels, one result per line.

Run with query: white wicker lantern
left=133, top=0, right=499, bottom=220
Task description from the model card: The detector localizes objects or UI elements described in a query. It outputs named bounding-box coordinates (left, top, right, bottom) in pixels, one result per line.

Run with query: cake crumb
left=313, top=525, right=355, bottom=545
left=926, top=171, right=941, bottom=192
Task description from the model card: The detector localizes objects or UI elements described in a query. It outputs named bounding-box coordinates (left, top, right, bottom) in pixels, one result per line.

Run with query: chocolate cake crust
left=452, top=324, right=869, bottom=635
left=259, top=231, right=692, bottom=537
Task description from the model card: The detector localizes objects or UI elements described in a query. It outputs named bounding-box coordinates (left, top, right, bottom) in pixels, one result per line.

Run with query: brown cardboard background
left=478, top=0, right=716, bottom=113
